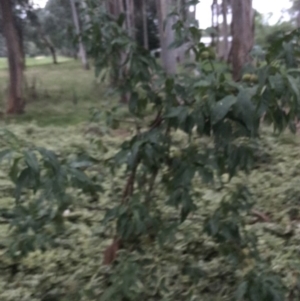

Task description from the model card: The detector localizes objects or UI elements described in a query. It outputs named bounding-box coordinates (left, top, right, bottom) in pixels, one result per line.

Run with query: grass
left=0, top=56, right=72, bottom=70
left=0, top=57, right=122, bottom=126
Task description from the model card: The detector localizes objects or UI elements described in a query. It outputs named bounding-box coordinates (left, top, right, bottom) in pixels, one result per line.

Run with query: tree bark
left=230, top=0, right=254, bottom=81
left=107, top=0, right=130, bottom=103
left=14, top=16, right=25, bottom=70
left=0, top=0, right=25, bottom=114
left=69, top=0, right=89, bottom=70
left=36, top=24, right=58, bottom=64
left=297, top=11, right=300, bottom=28
left=211, top=0, right=217, bottom=47
left=217, top=0, right=230, bottom=60
left=125, top=0, right=135, bottom=38
left=44, top=36, right=58, bottom=64
left=142, top=0, right=149, bottom=49
left=156, top=0, right=177, bottom=74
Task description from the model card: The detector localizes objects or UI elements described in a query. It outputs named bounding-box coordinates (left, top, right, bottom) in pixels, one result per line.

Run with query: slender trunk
left=120, top=0, right=130, bottom=103
left=107, top=0, right=124, bottom=88
left=222, top=0, right=229, bottom=59
left=108, top=0, right=130, bottom=103
left=125, top=0, right=135, bottom=38
left=217, top=0, right=229, bottom=60
left=69, top=0, right=89, bottom=70
left=130, top=0, right=135, bottom=39
left=211, top=1, right=216, bottom=46
left=142, top=0, right=149, bottom=49
left=0, top=0, right=25, bottom=114
left=215, top=1, right=220, bottom=52
left=156, top=0, right=177, bottom=74
left=125, top=0, right=131, bottom=35
left=45, top=37, right=58, bottom=64
left=36, top=25, right=58, bottom=64
left=297, top=11, right=300, bottom=28
left=230, top=0, right=254, bottom=81
left=177, top=0, right=187, bottom=63
left=15, top=16, right=25, bottom=70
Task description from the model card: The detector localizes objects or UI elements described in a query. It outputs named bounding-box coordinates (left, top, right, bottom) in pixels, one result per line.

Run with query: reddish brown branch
left=103, top=109, right=163, bottom=265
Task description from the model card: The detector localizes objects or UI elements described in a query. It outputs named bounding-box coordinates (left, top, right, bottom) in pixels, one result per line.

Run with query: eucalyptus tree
left=0, top=0, right=26, bottom=114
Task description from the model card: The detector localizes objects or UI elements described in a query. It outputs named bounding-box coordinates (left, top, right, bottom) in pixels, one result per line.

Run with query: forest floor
left=0, top=59, right=300, bottom=300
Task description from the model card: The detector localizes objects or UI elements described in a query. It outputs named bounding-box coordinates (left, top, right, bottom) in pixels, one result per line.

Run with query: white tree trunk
left=230, top=0, right=254, bottom=80
left=69, top=0, right=89, bottom=70
left=125, top=0, right=135, bottom=38
left=217, top=0, right=230, bottom=60
left=156, top=0, right=177, bottom=74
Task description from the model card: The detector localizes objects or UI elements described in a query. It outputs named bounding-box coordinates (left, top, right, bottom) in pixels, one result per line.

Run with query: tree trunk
left=156, top=0, right=177, bottom=74
left=36, top=26, right=58, bottom=64
left=45, top=37, right=58, bottom=64
left=0, top=0, right=25, bottom=114
left=15, top=16, right=25, bottom=70
left=107, top=0, right=130, bottom=103
left=211, top=0, right=217, bottom=47
left=142, top=0, right=149, bottom=49
left=125, top=0, right=135, bottom=38
left=176, top=0, right=187, bottom=64
left=230, top=0, right=254, bottom=81
left=217, top=0, right=230, bottom=60
left=69, top=0, right=89, bottom=70
left=297, top=11, right=300, bottom=28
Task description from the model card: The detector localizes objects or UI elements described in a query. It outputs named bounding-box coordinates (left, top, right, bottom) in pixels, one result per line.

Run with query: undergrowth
left=0, top=124, right=300, bottom=300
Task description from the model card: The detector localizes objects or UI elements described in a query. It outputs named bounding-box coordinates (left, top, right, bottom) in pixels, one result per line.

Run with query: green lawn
left=0, top=56, right=72, bottom=70
left=0, top=57, right=123, bottom=126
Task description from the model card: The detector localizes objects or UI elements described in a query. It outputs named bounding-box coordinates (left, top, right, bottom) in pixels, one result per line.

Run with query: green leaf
left=233, top=90, right=258, bottom=135
left=236, top=281, right=248, bottom=300
left=9, top=157, right=21, bottom=183
left=211, top=95, right=237, bottom=125
left=287, top=74, right=300, bottom=103
left=165, top=106, right=189, bottom=122
left=24, top=151, right=39, bottom=174
left=15, top=167, right=31, bottom=202
left=0, top=149, right=12, bottom=162
left=37, top=148, right=60, bottom=171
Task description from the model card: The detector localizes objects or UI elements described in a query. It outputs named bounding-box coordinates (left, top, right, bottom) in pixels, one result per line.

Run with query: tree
left=134, top=0, right=159, bottom=51
left=211, top=0, right=219, bottom=47
left=229, top=0, right=254, bottom=80
left=254, top=11, right=294, bottom=48
left=176, top=0, right=199, bottom=64
left=218, top=0, right=230, bottom=60
left=42, top=0, right=75, bottom=57
left=26, top=10, right=58, bottom=64
left=69, top=0, right=89, bottom=70
left=156, top=0, right=177, bottom=74
left=142, top=0, right=149, bottom=49
left=289, top=0, right=300, bottom=27
left=125, top=0, right=135, bottom=38
left=0, top=0, right=25, bottom=114
left=14, top=12, right=25, bottom=70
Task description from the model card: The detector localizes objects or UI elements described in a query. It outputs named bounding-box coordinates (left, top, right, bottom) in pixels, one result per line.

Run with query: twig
left=251, top=209, right=270, bottom=223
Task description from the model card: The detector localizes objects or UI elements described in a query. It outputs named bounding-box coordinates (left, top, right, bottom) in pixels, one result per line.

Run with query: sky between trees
left=34, top=0, right=291, bottom=28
